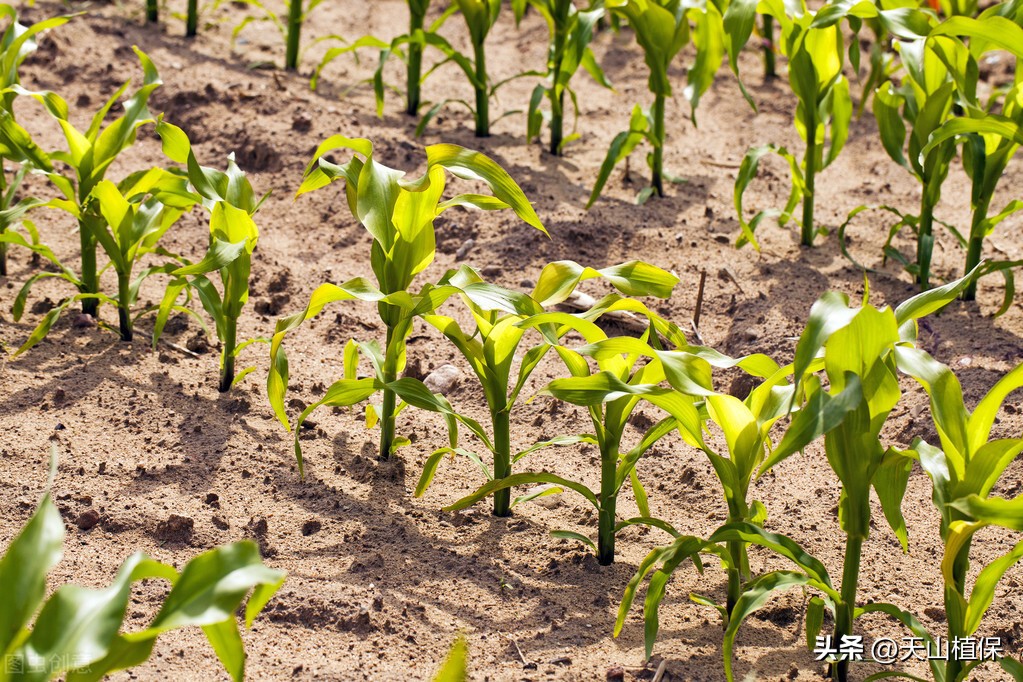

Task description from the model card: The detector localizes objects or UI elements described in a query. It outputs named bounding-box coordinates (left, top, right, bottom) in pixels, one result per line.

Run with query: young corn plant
left=420, top=261, right=681, bottom=521
left=711, top=275, right=980, bottom=682
left=588, top=0, right=725, bottom=205
left=614, top=277, right=977, bottom=679
left=0, top=457, right=284, bottom=682
left=614, top=348, right=797, bottom=650
left=268, top=137, right=545, bottom=463
left=915, top=13, right=1023, bottom=301
left=409, top=0, right=506, bottom=137
left=448, top=284, right=693, bottom=564
left=11, top=168, right=197, bottom=352
left=513, top=0, right=611, bottom=155
left=313, top=2, right=456, bottom=118
left=228, top=0, right=329, bottom=70
left=732, top=0, right=852, bottom=248
left=152, top=121, right=270, bottom=392
left=893, top=349, right=1023, bottom=681
left=871, top=37, right=961, bottom=288
left=732, top=0, right=929, bottom=248
left=27, top=47, right=163, bottom=318
left=412, top=271, right=558, bottom=518
left=0, top=7, right=70, bottom=277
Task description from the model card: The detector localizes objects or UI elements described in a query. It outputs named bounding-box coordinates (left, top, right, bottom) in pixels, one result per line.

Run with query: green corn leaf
left=723, top=571, right=821, bottom=682
left=445, top=472, right=600, bottom=511
left=432, top=635, right=468, bottom=682
left=950, top=495, right=1023, bottom=531
left=0, top=495, right=64, bottom=655
left=708, top=522, right=834, bottom=590
left=962, top=539, right=1023, bottom=635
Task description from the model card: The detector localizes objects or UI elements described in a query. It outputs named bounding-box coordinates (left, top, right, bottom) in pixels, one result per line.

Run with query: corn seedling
left=268, top=137, right=545, bottom=463
left=152, top=121, right=270, bottom=392
left=513, top=0, right=611, bottom=155
left=914, top=11, right=1023, bottom=302
left=25, top=47, right=162, bottom=318
left=871, top=37, right=959, bottom=287
left=607, top=343, right=804, bottom=656
left=732, top=0, right=929, bottom=248
left=715, top=275, right=978, bottom=682
left=412, top=269, right=564, bottom=518
left=433, top=635, right=468, bottom=681
left=0, top=454, right=284, bottom=682
left=618, top=277, right=975, bottom=680
left=892, top=349, right=1023, bottom=680
left=147, top=0, right=158, bottom=23
left=11, top=167, right=196, bottom=352
left=423, top=261, right=680, bottom=521
left=227, top=0, right=329, bottom=70
left=0, top=7, right=70, bottom=278
left=589, top=0, right=725, bottom=205
left=447, top=271, right=687, bottom=563
left=409, top=0, right=505, bottom=137
left=312, top=3, right=458, bottom=119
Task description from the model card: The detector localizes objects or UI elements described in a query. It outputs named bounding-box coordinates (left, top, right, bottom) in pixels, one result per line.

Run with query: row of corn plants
left=0, top=10, right=277, bottom=395
left=269, top=193, right=1023, bottom=677
left=253, top=0, right=1022, bottom=301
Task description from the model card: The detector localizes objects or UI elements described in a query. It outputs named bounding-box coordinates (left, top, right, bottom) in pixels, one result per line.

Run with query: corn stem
left=79, top=216, right=99, bottom=317
left=831, top=534, right=863, bottom=682
left=472, top=38, right=489, bottom=137
left=406, top=9, right=425, bottom=115
left=762, top=15, right=776, bottom=79
left=146, top=0, right=158, bottom=23
left=801, top=133, right=817, bottom=246
left=0, top=169, right=8, bottom=278
left=116, top=271, right=132, bottom=342
left=962, top=194, right=991, bottom=301
left=285, top=0, right=302, bottom=71
left=597, top=432, right=622, bottom=565
left=549, top=10, right=567, bottom=156
left=917, top=195, right=936, bottom=289
left=492, top=409, right=511, bottom=517
left=378, top=323, right=398, bottom=460
left=186, top=0, right=198, bottom=37
left=219, top=316, right=237, bottom=393
left=651, top=93, right=665, bottom=197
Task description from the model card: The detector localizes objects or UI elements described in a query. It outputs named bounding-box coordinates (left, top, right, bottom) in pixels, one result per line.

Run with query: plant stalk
left=378, top=323, right=398, bottom=460
left=944, top=537, right=972, bottom=682
left=802, top=132, right=818, bottom=246
left=219, top=316, right=238, bottom=393
left=146, top=0, right=158, bottom=23
left=550, top=89, right=564, bottom=156
left=597, top=437, right=621, bottom=565
left=549, top=12, right=567, bottom=155
left=117, top=271, right=132, bottom=342
left=493, top=408, right=511, bottom=517
left=651, top=92, right=665, bottom=197
left=186, top=0, right=198, bottom=37
left=962, top=194, right=991, bottom=300
left=285, top=0, right=302, bottom=71
left=472, top=38, right=489, bottom=137
left=917, top=194, right=936, bottom=289
left=406, top=9, right=425, bottom=115
left=763, top=15, right=776, bottom=79
left=79, top=216, right=99, bottom=317
left=0, top=168, right=8, bottom=277
left=831, top=534, right=863, bottom=682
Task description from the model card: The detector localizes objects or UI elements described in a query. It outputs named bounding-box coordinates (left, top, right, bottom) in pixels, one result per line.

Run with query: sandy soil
left=1, top=0, right=1022, bottom=680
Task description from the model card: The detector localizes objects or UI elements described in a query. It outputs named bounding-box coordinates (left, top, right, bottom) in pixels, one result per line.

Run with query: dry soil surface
left=1, top=1, right=1022, bottom=680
